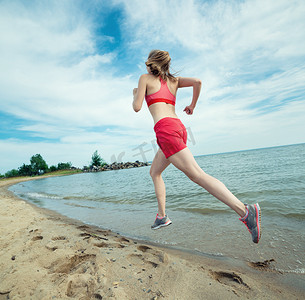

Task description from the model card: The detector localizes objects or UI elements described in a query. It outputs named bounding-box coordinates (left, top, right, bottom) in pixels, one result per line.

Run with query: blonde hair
left=145, top=50, right=176, bottom=81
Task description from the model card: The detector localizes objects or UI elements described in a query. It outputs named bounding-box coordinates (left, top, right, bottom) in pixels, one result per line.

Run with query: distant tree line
left=0, top=154, right=72, bottom=178
left=0, top=151, right=106, bottom=179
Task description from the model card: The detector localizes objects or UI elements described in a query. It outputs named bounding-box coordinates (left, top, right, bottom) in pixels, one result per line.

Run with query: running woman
left=133, top=50, right=261, bottom=243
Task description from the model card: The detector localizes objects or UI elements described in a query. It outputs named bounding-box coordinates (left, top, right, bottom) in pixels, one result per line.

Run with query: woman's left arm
left=133, top=75, right=147, bottom=112
left=178, top=77, right=202, bottom=115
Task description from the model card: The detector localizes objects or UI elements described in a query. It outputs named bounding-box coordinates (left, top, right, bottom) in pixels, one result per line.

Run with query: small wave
left=175, top=207, right=231, bottom=215
left=282, top=213, right=305, bottom=220
left=154, top=240, right=178, bottom=246
left=73, top=196, right=149, bottom=206
left=23, top=192, right=63, bottom=200
left=63, top=195, right=86, bottom=200
left=194, top=249, right=224, bottom=257
left=258, top=209, right=305, bottom=220
left=276, top=268, right=305, bottom=274
left=64, top=202, right=96, bottom=209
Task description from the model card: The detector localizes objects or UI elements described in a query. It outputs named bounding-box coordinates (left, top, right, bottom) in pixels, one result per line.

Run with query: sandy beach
left=0, top=176, right=304, bottom=300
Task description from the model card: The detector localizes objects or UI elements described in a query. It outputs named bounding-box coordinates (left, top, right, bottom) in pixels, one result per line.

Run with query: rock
left=83, top=161, right=150, bottom=173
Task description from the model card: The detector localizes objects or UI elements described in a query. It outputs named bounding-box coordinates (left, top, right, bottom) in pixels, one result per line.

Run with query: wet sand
left=0, top=176, right=304, bottom=299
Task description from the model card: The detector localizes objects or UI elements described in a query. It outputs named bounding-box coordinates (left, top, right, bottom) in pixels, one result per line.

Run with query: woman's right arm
left=178, top=77, right=202, bottom=115
left=133, top=74, right=147, bottom=112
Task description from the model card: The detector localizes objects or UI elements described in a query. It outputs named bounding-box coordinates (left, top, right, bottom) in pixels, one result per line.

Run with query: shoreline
left=0, top=177, right=304, bottom=299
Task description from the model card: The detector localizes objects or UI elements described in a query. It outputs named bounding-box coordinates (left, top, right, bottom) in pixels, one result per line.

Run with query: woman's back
left=145, top=74, right=178, bottom=97
left=145, top=74, right=179, bottom=124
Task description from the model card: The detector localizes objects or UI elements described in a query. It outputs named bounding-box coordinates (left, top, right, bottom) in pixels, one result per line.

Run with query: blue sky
left=0, top=0, right=305, bottom=173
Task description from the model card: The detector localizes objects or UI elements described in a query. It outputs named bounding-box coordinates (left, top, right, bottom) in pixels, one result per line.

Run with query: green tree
left=90, top=150, right=106, bottom=168
left=5, top=169, right=19, bottom=178
left=57, top=162, right=72, bottom=170
left=18, top=164, right=33, bottom=176
left=30, top=154, right=48, bottom=175
left=49, top=165, right=57, bottom=172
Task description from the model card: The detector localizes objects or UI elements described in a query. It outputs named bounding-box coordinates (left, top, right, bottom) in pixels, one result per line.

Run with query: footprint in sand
left=29, top=228, right=43, bottom=241
left=44, top=236, right=67, bottom=251
left=48, top=254, right=97, bottom=274
left=127, top=245, right=168, bottom=268
left=77, top=226, right=111, bottom=237
left=128, top=253, right=159, bottom=268
left=77, top=225, right=90, bottom=230
left=94, top=241, right=126, bottom=249
left=95, top=229, right=111, bottom=235
left=209, top=270, right=250, bottom=293
left=52, top=236, right=67, bottom=241
left=137, top=245, right=151, bottom=252
left=80, top=232, right=108, bottom=241
left=116, top=237, right=130, bottom=243
left=137, top=245, right=168, bottom=263
left=248, top=259, right=279, bottom=273
left=65, top=273, right=97, bottom=298
left=45, top=244, right=58, bottom=251
left=93, top=242, right=109, bottom=248
left=31, top=235, right=43, bottom=241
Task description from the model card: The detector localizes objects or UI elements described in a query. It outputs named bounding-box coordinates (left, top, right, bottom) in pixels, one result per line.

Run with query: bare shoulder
left=137, top=74, right=152, bottom=88
left=167, top=76, right=179, bottom=89
left=139, top=73, right=149, bottom=81
left=146, top=73, right=158, bottom=81
left=139, top=73, right=155, bottom=83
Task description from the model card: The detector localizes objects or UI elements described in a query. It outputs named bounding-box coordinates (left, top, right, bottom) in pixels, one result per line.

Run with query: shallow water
left=10, top=144, right=305, bottom=273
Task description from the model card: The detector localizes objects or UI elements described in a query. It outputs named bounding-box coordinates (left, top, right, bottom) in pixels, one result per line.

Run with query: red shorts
left=154, top=117, right=187, bottom=158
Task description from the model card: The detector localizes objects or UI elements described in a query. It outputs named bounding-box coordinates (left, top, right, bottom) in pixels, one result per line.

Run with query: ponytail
left=145, top=50, right=176, bottom=81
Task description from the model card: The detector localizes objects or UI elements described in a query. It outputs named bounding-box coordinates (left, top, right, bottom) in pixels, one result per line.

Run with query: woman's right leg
left=150, top=149, right=171, bottom=217
left=168, top=147, right=247, bottom=217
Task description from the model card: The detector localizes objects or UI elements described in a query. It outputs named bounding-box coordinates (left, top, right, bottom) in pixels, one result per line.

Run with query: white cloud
left=0, top=0, right=305, bottom=173
left=0, top=0, right=138, bottom=130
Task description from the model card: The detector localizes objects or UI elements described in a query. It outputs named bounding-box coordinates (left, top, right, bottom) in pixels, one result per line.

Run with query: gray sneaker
left=239, top=203, right=261, bottom=243
left=151, top=214, right=172, bottom=230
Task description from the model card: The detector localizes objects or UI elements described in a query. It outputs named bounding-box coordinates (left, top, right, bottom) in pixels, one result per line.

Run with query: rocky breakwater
left=84, top=161, right=150, bottom=172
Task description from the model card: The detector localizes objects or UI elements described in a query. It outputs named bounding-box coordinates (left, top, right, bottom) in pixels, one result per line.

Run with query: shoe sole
left=151, top=220, right=172, bottom=230
left=255, top=203, right=262, bottom=243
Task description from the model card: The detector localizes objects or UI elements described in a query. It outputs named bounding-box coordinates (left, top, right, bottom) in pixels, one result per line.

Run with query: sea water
left=9, top=144, right=305, bottom=273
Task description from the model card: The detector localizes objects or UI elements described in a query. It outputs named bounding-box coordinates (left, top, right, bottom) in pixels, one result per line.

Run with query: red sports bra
left=145, top=77, right=176, bottom=107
